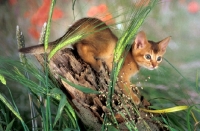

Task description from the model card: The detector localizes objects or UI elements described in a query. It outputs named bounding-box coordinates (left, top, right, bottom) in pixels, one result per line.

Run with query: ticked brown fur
left=118, top=31, right=170, bottom=104
left=19, top=17, right=171, bottom=105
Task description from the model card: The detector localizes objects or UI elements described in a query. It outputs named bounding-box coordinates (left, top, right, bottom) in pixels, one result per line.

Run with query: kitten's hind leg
left=75, top=42, right=102, bottom=72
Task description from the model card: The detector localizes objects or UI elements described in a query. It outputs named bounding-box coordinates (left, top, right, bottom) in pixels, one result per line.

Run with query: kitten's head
left=132, top=31, right=171, bottom=70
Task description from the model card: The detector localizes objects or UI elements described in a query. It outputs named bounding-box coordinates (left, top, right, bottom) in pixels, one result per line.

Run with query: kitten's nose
left=152, top=63, right=157, bottom=68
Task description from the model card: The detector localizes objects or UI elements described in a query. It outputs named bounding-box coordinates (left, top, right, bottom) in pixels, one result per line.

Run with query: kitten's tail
left=19, top=43, right=54, bottom=54
left=19, top=44, right=44, bottom=54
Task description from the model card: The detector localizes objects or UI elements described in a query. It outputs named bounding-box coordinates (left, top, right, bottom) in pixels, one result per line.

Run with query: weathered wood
left=34, top=48, right=167, bottom=131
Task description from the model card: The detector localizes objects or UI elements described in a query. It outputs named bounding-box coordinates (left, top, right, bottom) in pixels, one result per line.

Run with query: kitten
left=118, top=31, right=170, bottom=104
left=19, top=17, right=171, bottom=105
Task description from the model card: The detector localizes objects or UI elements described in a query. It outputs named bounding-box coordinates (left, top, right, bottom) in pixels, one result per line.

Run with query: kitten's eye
left=157, top=56, right=162, bottom=61
left=145, top=54, right=151, bottom=60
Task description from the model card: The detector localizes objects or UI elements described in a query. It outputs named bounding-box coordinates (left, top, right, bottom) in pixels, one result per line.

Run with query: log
left=34, top=48, right=168, bottom=131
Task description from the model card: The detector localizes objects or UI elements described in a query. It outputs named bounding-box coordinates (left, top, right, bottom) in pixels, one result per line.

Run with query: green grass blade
left=108, top=1, right=158, bottom=105
left=44, top=1, right=57, bottom=129
left=48, top=34, right=83, bottom=60
left=17, top=25, right=38, bottom=131
left=49, top=88, right=78, bottom=129
left=39, top=22, right=47, bottom=45
left=104, top=2, right=159, bottom=129
left=167, top=114, right=187, bottom=130
left=63, top=108, right=79, bottom=130
left=164, top=58, right=186, bottom=80
left=40, top=104, right=47, bottom=130
left=16, top=25, right=27, bottom=64
left=44, top=0, right=56, bottom=51
left=0, top=93, right=28, bottom=130
left=51, top=88, right=67, bottom=127
left=187, top=106, right=196, bottom=131
left=0, top=74, right=6, bottom=85
left=5, top=118, right=15, bottom=131
left=101, top=1, right=160, bottom=130
left=107, top=125, right=119, bottom=131
left=0, top=58, right=79, bottom=129
left=160, top=116, right=177, bottom=131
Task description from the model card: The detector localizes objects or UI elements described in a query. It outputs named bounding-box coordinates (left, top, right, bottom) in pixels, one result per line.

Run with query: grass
left=0, top=0, right=200, bottom=130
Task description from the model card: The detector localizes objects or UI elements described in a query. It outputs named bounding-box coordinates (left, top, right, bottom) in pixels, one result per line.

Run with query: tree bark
left=34, top=48, right=167, bottom=131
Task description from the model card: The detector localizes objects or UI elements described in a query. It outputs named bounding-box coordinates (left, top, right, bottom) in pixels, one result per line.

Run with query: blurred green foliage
left=0, top=0, right=200, bottom=130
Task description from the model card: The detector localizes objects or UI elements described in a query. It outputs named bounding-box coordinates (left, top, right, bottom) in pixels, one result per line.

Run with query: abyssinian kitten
left=19, top=17, right=171, bottom=105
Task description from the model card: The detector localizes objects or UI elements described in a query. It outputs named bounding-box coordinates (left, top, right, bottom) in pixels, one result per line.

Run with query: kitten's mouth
left=148, top=67, right=155, bottom=70
left=144, top=66, right=157, bottom=70
left=149, top=66, right=158, bottom=70
left=138, top=63, right=157, bottom=70
left=141, top=66, right=155, bottom=70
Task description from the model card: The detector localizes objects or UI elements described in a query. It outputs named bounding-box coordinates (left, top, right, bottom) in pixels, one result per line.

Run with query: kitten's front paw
left=92, top=60, right=103, bottom=72
left=126, top=93, right=140, bottom=105
left=132, top=95, right=140, bottom=105
left=131, top=86, right=140, bottom=105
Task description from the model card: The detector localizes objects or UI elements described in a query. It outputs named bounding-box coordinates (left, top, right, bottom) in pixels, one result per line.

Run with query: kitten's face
left=132, top=31, right=171, bottom=70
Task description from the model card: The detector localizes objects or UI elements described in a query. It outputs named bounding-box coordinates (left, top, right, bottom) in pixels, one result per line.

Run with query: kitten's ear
left=134, top=31, right=148, bottom=49
left=159, top=36, right=171, bottom=52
